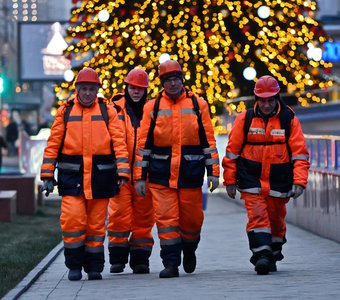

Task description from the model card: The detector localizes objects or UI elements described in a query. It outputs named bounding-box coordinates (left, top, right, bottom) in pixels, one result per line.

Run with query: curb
left=3, top=241, right=63, bottom=300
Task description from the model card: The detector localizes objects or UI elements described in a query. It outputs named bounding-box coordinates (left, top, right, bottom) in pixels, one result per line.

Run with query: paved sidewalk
left=5, top=193, right=340, bottom=300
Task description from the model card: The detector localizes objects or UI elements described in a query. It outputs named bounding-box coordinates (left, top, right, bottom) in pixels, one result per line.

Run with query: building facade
left=0, top=0, right=72, bottom=133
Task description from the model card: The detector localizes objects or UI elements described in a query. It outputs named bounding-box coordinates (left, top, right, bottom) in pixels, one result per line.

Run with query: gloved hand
left=226, top=184, right=237, bottom=199
left=118, top=178, right=128, bottom=188
left=135, top=180, right=146, bottom=197
left=207, top=176, right=219, bottom=192
left=40, top=180, right=55, bottom=197
left=292, top=184, right=304, bottom=199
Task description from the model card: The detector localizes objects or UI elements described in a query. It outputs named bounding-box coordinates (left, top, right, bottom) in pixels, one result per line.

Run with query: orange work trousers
left=243, top=193, right=288, bottom=237
left=107, top=181, right=154, bottom=268
left=60, top=195, right=109, bottom=272
left=242, top=192, right=289, bottom=264
left=150, top=183, right=204, bottom=243
left=149, top=183, right=203, bottom=267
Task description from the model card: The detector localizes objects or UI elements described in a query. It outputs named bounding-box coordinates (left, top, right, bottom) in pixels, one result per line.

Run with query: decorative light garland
left=55, top=0, right=333, bottom=134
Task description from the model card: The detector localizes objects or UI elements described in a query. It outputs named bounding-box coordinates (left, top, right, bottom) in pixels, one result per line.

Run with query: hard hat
left=124, top=68, right=149, bottom=88
left=75, top=67, right=101, bottom=85
left=158, top=60, right=183, bottom=78
left=254, top=75, right=280, bottom=98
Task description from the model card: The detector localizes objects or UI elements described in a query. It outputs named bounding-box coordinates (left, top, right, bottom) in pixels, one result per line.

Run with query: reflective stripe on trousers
left=149, top=183, right=203, bottom=244
left=107, top=182, right=154, bottom=249
left=61, top=194, right=108, bottom=251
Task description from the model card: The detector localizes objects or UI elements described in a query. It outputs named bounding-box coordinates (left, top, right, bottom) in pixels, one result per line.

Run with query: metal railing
left=305, top=134, right=340, bottom=172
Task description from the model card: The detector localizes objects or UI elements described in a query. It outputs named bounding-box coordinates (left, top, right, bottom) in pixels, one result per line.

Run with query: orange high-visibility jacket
left=134, top=89, right=219, bottom=188
left=40, top=96, right=130, bottom=199
left=111, top=94, right=142, bottom=182
left=108, top=94, right=154, bottom=255
left=222, top=101, right=310, bottom=198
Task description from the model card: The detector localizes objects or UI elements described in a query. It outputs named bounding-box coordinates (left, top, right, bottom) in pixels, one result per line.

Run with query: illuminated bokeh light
left=55, top=0, right=333, bottom=134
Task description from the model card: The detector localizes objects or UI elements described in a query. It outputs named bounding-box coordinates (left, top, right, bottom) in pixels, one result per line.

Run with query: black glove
left=40, top=180, right=55, bottom=197
left=135, top=180, right=146, bottom=197
left=292, top=184, right=304, bottom=199
left=207, top=176, right=219, bottom=192
left=226, top=184, right=237, bottom=199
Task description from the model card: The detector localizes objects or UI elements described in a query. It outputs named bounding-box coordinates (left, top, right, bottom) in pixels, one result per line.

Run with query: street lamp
left=159, top=53, right=171, bottom=64
left=243, top=67, right=257, bottom=80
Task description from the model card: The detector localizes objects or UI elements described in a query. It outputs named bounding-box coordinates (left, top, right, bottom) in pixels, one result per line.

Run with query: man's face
left=163, top=75, right=183, bottom=99
left=257, top=97, right=278, bottom=116
left=77, top=83, right=99, bottom=107
left=127, top=85, right=145, bottom=102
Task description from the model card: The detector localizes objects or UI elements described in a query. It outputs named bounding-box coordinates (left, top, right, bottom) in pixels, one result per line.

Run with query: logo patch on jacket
left=249, top=128, right=265, bottom=135
left=271, top=129, right=285, bottom=136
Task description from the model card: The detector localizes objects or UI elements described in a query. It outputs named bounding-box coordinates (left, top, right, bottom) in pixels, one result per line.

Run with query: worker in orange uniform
left=222, top=75, right=310, bottom=275
left=107, top=68, right=154, bottom=274
left=134, top=60, right=220, bottom=278
left=40, top=68, right=130, bottom=281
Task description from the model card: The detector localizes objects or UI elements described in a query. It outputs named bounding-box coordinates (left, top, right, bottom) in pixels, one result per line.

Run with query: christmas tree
left=56, top=0, right=333, bottom=133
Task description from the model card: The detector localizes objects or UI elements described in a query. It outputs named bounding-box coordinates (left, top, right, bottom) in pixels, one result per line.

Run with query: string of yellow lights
left=55, top=0, right=333, bottom=134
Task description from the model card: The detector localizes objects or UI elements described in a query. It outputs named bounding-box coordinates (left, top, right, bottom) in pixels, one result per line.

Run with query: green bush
left=0, top=200, right=61, bottom=298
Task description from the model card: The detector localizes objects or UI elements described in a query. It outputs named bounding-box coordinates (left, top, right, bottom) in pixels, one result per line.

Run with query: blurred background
left=0, top=0, right=339, bottom=176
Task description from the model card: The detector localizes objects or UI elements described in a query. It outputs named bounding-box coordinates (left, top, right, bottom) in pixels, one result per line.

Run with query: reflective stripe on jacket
left=135, top=89, right=219, bottom=188
left=40, top=96, right=130, bottom=198
left=222, top=101, right=310, bottom=198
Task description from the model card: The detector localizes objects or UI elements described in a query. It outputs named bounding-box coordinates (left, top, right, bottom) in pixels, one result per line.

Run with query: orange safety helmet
left=254, top=75, right=280, bottom=98
left=124, top=68, right=149, bottom=88
left=75, top=67, right=101, bottom=86
left=158, top=60, right=183, bottom=79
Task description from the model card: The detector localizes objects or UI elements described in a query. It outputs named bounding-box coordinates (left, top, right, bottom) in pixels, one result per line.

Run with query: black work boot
left=88, top=272, right=102, bottom=280
left=269, top=261, right=277, bottom=272
left=110, top=264, right=125, bottom=273
left=159, top=243, right=181, bottom=278
left=130, top=249, right=151, bottom=274
left=255, top=256, right=271, bottom=275
left=64, top=246, right=85, bottom=278
left=182, top=239, right=199, bottom=274
left=133, top=264, right=150, bottom=274
left=108, top=246, right=129, bottom=273
left=68, top=269, right=82, bottom=281
left=183, top=252, right=196, bottom=273
left=159, top=266, right=179, bottom=278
